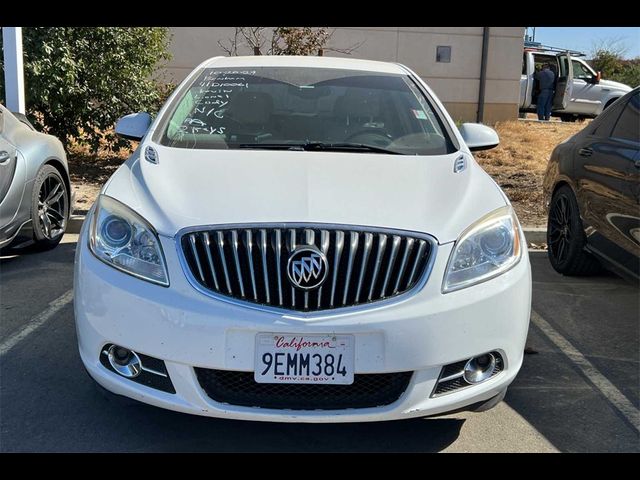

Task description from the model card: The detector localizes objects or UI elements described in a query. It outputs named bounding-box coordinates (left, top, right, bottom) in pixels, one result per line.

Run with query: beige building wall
left=164, top=27, right=525, bottom=124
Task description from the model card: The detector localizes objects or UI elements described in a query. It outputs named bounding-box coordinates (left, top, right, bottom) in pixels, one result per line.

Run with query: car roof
left=203, top=55, right=409, bottom=75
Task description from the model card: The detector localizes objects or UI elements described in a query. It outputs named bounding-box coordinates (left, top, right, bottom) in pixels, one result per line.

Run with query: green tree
left=589, top=39, right=640, bottom=88
left=618, top=61, right=640, bottom=88
left=0, top=27, right=172, bottom=151
left=590, top=49, right=623, bottom=79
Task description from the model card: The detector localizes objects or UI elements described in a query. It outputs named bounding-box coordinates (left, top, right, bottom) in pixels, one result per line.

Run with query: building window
left=436, top=46, right=451, bottom=63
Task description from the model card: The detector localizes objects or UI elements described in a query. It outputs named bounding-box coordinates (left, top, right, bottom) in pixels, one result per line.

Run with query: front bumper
left=74, top=216, right=531, bottom=423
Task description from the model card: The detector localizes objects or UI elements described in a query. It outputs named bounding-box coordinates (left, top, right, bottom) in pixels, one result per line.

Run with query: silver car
left=0, top=104, right=72, bottom=250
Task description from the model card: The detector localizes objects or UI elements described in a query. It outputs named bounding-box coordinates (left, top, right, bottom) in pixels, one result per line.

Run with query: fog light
left=463, top=353, right=496, bottom=384
left=112, top=346, right=131, bottom=364
left=107, top=345, right=141, bottom=378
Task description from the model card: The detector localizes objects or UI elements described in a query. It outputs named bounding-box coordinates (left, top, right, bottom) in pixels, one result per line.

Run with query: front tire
left=547, top=185, right=601, bottom=275
left=559, top=113, right=579, bottom=122
left=31, top=164, right=69, bottom=251
left=603, top=98, right=619, bottom=111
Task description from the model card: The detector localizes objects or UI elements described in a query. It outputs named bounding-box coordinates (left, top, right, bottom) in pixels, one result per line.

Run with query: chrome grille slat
left=342, top=231, right=359, bottom=305
left=303, top=229, right=315, bottom=309
left=393, top=237, right=414, bottom=294
left=406, top=240, right=427, bottom=287
left=216, top=231, right=233, bottom=295
left=368, top=234, right=387, bottom=301
left=188, top=235, right=206, bottom=283
left=380, top=235, right=401, bottom=298
left=201, top=232, right=220, bottom=291
left=259, top=229, right=270, bottom=304
left=181, top=225, right=433, bottom=313
left=329, top=231, right=345, bottom=308
left=304, top=229, right=315, bottom=245
left=317, top=230, right=330, bottom=308
left=230, top=230, right=245, bottom=298
left=355, top=232, right=373, bottom=303
left=245, top=229, right=258, bottom=301
left=273, top=229, right=283, bottom=306
left=288, top=229, right=296, bottom=309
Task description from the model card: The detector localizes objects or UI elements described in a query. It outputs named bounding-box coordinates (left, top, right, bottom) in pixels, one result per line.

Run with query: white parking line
left=531, top=310, right=640, bottom=433
left=0, top=289, right=73, bottom=357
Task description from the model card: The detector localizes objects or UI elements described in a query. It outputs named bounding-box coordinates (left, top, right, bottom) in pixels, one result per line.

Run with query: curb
left=66, top=215, right=548, bottom=244
left=67, top=215, right=86, bottom=235
left=523, top=227, right=547, bottom=245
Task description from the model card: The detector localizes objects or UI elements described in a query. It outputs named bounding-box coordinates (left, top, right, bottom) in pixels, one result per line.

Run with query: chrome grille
left=180, top=225, right=434, bottom=312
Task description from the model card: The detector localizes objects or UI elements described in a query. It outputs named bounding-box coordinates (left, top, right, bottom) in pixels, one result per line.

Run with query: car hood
left=102, top=144, right=507, bottom=243
left=599, top=79, right=632, bottom=91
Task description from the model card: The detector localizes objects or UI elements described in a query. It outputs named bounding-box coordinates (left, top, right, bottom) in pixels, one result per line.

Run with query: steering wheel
left=343, top=128, right=393, bottom=146
left=220, top=113, right=241, bottom=131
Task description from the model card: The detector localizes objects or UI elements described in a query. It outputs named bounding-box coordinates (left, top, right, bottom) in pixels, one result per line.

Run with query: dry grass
left=475, top=120, right=588, bottom=226
left=68, top=140, right=134, bottom=213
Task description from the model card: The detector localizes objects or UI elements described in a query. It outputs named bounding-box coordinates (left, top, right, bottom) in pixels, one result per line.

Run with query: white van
left=520, top=47, right=632, bottom=121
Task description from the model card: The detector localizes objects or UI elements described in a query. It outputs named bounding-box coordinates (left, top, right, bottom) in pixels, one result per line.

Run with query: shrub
left=0, top=27, right=173, bottom=152
left=589, top=47, right=640, bottom=88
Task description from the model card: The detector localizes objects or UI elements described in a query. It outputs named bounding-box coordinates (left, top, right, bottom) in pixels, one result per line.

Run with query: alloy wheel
left=548, top=194, right=572, bottom=264
left=37, top=174, right=67, bottom=239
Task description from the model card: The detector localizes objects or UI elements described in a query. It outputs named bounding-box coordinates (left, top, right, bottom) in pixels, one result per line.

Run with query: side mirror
left=115, top=112, right=152, bottom=141
left=459, top=123, right=499, bottom=151
left=595, top=71, right=601, bottom=84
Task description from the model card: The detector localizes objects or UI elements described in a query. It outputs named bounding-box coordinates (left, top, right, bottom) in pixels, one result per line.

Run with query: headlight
left=443, top=206, right=522, bottom=293
left=89, top=195, right=169, bottom=286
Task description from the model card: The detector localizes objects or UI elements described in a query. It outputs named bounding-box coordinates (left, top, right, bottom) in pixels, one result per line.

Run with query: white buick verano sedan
left=74, top=55, right=531, bottom=422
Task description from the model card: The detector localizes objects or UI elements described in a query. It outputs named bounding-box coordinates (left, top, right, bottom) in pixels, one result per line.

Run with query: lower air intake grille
left=195, top=369, right=413, bottom=410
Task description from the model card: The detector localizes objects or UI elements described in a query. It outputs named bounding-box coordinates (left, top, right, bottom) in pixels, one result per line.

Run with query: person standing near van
left=535, top=63, right=556, bottom=121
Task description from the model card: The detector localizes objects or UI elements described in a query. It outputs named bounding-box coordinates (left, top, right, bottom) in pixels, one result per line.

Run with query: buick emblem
left=287, top=247, right=329, bottom=290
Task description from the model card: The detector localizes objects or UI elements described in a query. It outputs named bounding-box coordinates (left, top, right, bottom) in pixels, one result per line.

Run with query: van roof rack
left=524, top=41, right=586, bottom=57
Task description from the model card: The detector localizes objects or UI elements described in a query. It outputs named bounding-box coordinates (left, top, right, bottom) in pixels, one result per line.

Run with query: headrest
left=228, top=91, right=274, bottom=124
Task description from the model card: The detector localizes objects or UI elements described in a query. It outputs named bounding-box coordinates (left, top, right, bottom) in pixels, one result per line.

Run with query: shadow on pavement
left=94, top=400, right=466, bottom=453
left=503, top=253, right=640, bottom=453
left=0, top=241, right=77, bottom=266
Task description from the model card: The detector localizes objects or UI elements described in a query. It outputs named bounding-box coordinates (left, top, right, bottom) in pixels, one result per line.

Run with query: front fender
left=17, top=132, right=68, bottom=182
left=543, top=140, right=578, bottom=214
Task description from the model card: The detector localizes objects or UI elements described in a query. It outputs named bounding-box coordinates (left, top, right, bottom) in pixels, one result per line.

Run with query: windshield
left=156, top=67, right=454, bottom=155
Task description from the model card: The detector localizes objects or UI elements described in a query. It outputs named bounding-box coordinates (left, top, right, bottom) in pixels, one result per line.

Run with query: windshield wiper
left=238, top=142, right=403, bottom=155
left=302, top=142, right=403, bottom=155
left=238, top=143, right=307, bottom=150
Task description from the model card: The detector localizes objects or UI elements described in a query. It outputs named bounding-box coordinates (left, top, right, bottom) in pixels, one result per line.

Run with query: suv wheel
left=559, top=113, right=578, bottom=122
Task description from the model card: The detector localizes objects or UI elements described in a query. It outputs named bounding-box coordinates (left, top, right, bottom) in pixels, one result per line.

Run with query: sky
left=530, top=27, right=640, bottom=59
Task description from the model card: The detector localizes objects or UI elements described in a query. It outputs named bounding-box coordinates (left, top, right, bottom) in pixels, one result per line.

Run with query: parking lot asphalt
left=0, top=235, right=638, bottom=452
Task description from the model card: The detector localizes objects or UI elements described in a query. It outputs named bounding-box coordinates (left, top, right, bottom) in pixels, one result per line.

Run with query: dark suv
left=543, top=87, right=639, bottom=281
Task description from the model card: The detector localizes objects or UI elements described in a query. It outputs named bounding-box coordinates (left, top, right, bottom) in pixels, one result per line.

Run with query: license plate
left=254, top=334, right=355, bottom=385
